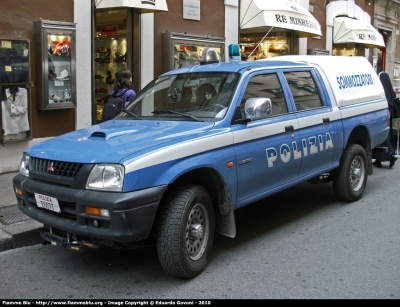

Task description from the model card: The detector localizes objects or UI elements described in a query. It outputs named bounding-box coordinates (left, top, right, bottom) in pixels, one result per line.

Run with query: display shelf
left=94, top=36, right=127, bottom=105
left=34, top=20, right=76, bottom=110
left=48, top=54, right=73, bottom=104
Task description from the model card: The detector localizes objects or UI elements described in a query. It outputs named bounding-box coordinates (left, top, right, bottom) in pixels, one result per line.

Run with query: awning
left=333, top=17, right=385, bottom=48
left=240, top=0, right=322, bottom=38
left=95, top=0, right=168, bottom=13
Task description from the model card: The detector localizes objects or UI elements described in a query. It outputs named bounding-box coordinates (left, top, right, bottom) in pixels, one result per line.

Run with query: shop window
left=332, top=44, right=357, bottom=56
left=394, top=62, right=400, bottom=96
left=162, top=32, right=225, bottom=73
left=173, top=45, right=220, bottom=69
left=0, top=38, right=31, bottom=144
left=239, top=31, right=292, bottom=61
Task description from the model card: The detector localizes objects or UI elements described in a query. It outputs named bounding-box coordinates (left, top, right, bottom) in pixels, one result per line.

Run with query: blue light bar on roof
left=229, top=44, right=241, bottom=62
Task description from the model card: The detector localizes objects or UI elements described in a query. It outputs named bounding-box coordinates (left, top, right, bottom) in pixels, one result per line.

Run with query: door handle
left=323, top=117, right=330, bottom=125
left=285, top=125, right=294, bottom=133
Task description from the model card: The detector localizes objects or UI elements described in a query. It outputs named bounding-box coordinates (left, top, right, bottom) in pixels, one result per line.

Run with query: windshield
left=121, top=72, right=240, bottom=121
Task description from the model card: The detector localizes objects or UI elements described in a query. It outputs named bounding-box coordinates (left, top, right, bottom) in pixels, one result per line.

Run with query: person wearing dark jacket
left=110, top=69, right=136, bottom=107
left=373, top=72, right=397, bottom=168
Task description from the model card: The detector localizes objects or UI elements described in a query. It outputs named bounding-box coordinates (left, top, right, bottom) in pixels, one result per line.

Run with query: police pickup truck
left=13, top=46, right=389, bottom=278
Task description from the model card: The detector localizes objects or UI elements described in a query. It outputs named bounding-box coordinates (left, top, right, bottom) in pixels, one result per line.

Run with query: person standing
left=373, top=72, right=397, bottom=168
left=110, top=69, right=136, bottom=107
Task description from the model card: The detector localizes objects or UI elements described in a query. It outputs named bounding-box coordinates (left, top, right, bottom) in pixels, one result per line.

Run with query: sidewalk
left=0, top=171, right=43, bottom=252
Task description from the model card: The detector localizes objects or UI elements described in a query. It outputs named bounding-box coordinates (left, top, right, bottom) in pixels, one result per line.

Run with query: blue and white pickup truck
left=13, top=47, right=389, bottom=278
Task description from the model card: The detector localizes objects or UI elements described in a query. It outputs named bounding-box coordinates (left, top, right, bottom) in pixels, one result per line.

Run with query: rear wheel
left=156, top=184, right=215, bottom=278
left=332, top=144, right=368, bottom=202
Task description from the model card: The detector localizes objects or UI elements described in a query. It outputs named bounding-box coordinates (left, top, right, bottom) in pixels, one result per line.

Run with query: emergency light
left=229, top=44, right=241, bottom=62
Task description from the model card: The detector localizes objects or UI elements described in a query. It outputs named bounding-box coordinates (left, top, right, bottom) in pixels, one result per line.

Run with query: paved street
left=0, top=162, right=399, bottom=299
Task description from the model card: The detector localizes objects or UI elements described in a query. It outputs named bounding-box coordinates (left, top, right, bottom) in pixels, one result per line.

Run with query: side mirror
left=245, top=98, right=272, bottom=120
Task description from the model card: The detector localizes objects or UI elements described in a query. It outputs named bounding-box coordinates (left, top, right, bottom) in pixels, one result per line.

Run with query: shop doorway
left=93, top=8, right=133, bottom=124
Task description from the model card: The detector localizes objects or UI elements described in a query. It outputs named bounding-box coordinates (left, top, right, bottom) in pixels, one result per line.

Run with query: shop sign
left=100, top=25, right=118, bottom=36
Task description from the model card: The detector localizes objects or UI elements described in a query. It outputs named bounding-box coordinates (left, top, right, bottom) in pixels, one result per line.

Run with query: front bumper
left=13, top=173, right=168, bottom=243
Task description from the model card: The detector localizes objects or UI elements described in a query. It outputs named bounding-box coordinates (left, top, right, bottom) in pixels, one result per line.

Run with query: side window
left=283, top=71, right=323, bottom=111
left=241, top=73, right=288, bottom=117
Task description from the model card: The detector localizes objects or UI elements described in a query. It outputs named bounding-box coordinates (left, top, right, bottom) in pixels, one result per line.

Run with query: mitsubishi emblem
left=47, top=162, right=54, bottom=172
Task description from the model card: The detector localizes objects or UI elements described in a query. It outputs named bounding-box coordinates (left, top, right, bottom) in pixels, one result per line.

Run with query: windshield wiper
left=152, top=110, right=203, bottom=122
left=121, top=109, right=142, bottom=120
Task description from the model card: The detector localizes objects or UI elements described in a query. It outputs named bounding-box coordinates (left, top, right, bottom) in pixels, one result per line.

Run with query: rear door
left=281, top=69, right=339, bottom=179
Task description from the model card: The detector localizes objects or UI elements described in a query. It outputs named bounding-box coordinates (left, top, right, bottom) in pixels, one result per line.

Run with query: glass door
left=47, top=31, right=73, bottom=105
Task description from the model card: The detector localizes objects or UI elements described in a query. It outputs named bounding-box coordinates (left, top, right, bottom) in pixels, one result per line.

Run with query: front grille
left=30, top=158, right=83, bottom=178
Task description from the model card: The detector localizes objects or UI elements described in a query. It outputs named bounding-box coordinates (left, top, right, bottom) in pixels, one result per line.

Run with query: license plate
left=35, top=193, right=61, bottom=213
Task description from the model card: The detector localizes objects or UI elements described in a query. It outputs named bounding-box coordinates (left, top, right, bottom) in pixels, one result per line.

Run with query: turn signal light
left=85, top=206, right=109, bottom=217
left=15, top=187, right=23, bottom=196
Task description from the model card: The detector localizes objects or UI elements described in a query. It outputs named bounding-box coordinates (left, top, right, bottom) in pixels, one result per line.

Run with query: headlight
left=20, top=153, right=30, bottom=177
left=86, top=164, right=125, bottom=192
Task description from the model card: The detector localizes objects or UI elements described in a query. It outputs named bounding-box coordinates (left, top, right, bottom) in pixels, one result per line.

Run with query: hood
left=26, top=120, right=215, bottom=163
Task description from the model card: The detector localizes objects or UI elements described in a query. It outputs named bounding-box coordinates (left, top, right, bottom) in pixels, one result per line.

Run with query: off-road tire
left=332, top=144, right=368, bottom=202
left=156, top=184, right=215, bottom=278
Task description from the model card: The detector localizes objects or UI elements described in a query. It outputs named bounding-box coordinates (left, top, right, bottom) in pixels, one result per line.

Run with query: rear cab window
left=283, top=70, right=325, bottom=111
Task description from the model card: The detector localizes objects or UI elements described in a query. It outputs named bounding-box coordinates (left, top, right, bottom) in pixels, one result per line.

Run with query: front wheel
left=156, top=184, right=215, bottom=278
left=332, top=144, right=368, bottom=202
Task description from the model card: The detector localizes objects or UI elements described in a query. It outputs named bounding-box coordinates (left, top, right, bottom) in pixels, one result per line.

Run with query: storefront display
left=34, top=20, right=76, bottom=111
left=239, top=32, right=292, bottom=61
left=94, top=9, right=128, bottom=123
left=94, top=39, right=127, bottom=121
left=0, top=38, right=31, bottom=143
left=332, top=44, right=357, bottom=56
left=162, top=32, right=224, bottom=73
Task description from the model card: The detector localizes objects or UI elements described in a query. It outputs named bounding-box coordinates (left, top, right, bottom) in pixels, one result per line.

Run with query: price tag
left=55, top=80, right=64, bottom=86
left=1, top=40, right=12, bottom=48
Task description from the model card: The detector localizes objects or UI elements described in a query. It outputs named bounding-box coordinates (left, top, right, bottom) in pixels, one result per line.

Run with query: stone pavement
left=0, top=171, right=43, bottom=252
